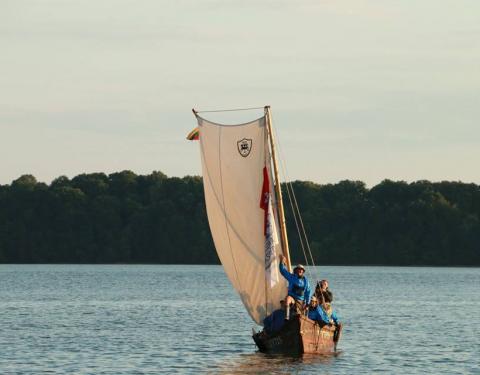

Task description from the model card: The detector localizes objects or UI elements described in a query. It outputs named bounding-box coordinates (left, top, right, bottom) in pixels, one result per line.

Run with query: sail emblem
left=237, top=138, right=253, bottom=157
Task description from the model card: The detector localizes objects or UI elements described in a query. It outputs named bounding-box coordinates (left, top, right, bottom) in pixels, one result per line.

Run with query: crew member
left=279, top=255, right=311, bottom=320
left=263, top=300, right=286, bottom=334
left=315, top=279, right=333, bottom=303
left=307, top=295, right=339, bottom=327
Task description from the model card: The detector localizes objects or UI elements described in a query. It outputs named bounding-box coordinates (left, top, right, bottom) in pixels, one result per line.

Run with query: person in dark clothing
left=315, top=279, right=333, bottom=304
left=263, top=300, right=286, bottom=334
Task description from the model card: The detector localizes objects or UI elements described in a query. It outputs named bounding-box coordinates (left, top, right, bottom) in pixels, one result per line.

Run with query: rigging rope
left=269, top=111, right=321, bottom=282
left=284, top=177, right=313, bottom=279
left=287, top=180, right=317, bottom=270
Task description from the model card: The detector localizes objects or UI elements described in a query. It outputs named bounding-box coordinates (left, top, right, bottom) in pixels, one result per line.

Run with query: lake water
left=0, top=265, right=479, bottom=374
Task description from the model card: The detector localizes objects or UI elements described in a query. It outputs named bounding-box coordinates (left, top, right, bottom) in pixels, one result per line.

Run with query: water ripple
left=0, top=265, right=479, bottom=374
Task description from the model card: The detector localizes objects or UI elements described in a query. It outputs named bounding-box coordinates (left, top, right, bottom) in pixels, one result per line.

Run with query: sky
left=1, top=0, right=479, bottom=187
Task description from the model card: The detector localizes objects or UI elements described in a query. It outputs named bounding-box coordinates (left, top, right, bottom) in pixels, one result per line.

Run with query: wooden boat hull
left=252, top=315, right=340, bottom=354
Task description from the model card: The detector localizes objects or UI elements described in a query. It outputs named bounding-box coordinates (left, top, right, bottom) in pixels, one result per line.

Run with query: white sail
left=196, top=115, right=287, bottom=325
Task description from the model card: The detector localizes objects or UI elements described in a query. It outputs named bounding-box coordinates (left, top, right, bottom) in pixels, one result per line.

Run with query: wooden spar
left=264, top=106, right=292, bottom=272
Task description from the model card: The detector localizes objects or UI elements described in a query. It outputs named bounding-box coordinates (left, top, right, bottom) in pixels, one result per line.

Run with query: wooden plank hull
left=252, top=315, right=339, bottom=355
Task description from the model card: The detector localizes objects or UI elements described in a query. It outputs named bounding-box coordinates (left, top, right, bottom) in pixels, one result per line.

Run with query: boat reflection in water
left=212, top=351, right=342, bottom=374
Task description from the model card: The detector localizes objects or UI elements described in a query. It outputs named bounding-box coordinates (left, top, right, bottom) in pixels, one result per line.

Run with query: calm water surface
left=0, top=265, right=479, bottom=374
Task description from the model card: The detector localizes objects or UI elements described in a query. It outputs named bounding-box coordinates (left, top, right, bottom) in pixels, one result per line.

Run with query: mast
left=264, top=106, right=292, bottom=272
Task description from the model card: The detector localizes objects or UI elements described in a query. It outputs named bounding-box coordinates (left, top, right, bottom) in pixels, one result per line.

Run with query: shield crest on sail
left=195, top=115, right=286, bottom=325
left=237, top=138, right=253, bottom=157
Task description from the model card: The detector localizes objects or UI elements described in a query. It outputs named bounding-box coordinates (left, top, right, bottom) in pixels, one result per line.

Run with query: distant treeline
left=0, top=171, right=479, bottom=266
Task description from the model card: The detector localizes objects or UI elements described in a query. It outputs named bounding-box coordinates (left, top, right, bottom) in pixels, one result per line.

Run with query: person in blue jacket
left=263, top=300, right=286, bottom=334
left=279, top=255, right=312, bottom=320
left=307, top=295, right=340, bottom=327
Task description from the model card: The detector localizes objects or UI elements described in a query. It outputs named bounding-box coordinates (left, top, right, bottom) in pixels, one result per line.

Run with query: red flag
left=261, top=166, right=280, bottom=287
left=260, top=167, right=270, bottom=235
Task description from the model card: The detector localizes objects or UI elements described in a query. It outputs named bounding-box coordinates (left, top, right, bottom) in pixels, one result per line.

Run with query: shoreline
left=1, top=263, right=479, bottom=268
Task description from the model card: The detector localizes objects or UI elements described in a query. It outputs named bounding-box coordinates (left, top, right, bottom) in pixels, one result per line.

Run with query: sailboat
left=190, top=106, right=341, bottom=354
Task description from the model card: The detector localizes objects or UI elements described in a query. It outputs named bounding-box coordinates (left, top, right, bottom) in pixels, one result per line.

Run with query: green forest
left=0, top=171, right=479, bottom=266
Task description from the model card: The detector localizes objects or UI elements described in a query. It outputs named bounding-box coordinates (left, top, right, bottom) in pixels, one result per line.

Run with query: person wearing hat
left=279, top=255, right=312, bottom=320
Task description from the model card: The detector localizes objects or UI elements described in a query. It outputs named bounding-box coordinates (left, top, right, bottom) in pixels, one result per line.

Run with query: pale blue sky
left=1, top=0, right=479, bottom=186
